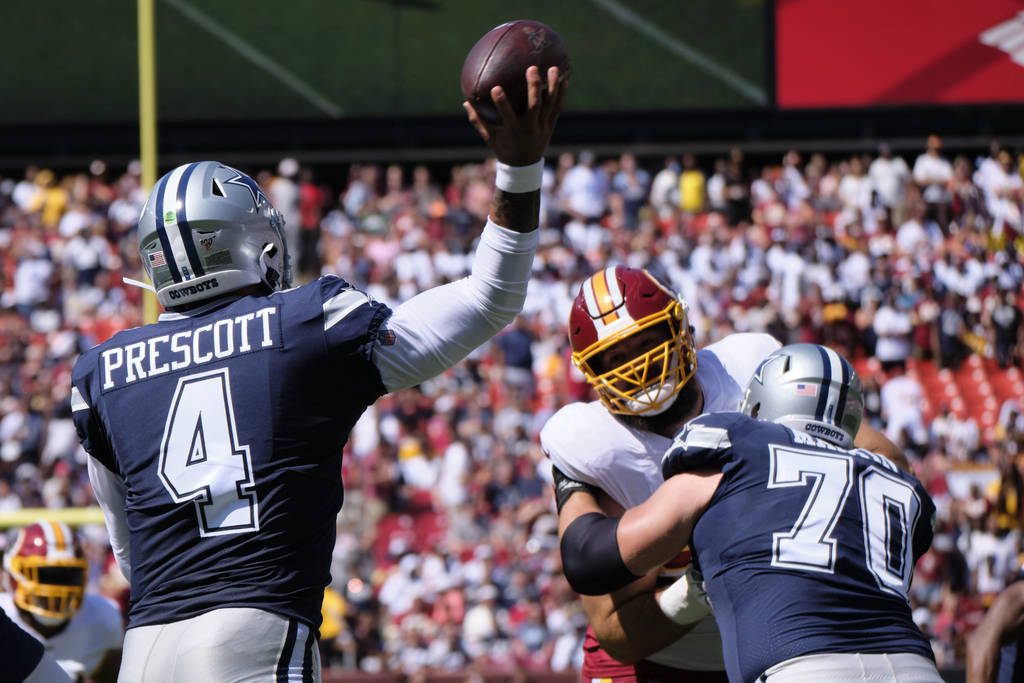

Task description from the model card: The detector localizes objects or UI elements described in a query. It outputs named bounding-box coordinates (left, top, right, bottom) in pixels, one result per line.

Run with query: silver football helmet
left=138, top=161, right=290, bottom=309
left=739, top=343, right=863, bottom=448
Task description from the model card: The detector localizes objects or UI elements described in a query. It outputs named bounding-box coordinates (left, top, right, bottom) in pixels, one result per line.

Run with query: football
left=461, top=20, right=571, bottom=125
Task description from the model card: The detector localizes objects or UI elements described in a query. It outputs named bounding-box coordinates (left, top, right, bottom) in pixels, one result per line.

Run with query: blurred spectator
left=937, top=292, right=969, bottom=370
left=558, top=150, right=604, bottom=222
left=297, top=167, right=327, bottom=279
left=649, top=156, right=680, bottom=220
left=4, top=145, right=1024, bottom=674
left=913, top=134, right=954, bottom=234
left=723, top=149, right=751, bottom=226
left=880, top=364, right=927, bottom=450
left=873, top=291, right=913, bottom=372
left=678, top=153, right=706, bottom=215
left=611, top=152, right=649, bottom=231
left=991, top=285, right=1022, bottom=368
left=268, top=157, right=301, bottom=262
left=869, top=142, right=910, bottom=226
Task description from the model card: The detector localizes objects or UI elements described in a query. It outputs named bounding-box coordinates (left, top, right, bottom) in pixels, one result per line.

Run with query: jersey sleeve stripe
left=682, top=425, right=732, bottom=450
left=70, top=386, right=89, bottom=412
left=323, top=289, right=371, bottom=331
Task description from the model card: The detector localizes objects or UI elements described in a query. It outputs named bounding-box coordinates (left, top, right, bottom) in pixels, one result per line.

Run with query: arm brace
left=561, top=512, right=642, bottom=596
left=373, top=219, right=539, bottom=392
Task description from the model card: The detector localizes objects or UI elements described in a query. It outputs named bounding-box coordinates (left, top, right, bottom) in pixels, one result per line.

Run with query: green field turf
left=1, top=0, right=765, bottom=124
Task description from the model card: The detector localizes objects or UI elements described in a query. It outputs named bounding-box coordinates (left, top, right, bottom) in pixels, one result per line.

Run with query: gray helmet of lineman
left=138, top=161, right=290, bottom=310
left=738, top=343, right=864, bottom=448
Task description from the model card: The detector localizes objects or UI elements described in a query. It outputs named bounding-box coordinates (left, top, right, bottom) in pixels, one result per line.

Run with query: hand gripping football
left=461, top=19, right=571, bottom=125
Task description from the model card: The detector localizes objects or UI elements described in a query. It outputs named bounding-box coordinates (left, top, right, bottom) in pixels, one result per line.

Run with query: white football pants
left=118, top=607, right=320, bottom=683
left=759, top=652, right=943, bottom=682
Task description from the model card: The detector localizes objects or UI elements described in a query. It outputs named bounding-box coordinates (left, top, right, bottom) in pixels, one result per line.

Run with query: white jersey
left=0, top=592, right=124, bottom=679
left=541, top=332, right=780, bottom=671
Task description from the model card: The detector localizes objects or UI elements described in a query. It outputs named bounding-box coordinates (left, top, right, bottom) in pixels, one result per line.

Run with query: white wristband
left=657, top=567, right=712, bottom=625
left=495, top=160, right=544, bottom=193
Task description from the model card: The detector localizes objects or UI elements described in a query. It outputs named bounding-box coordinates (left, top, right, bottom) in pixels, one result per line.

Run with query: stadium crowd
left=0, top=135, right=1022, bottom=674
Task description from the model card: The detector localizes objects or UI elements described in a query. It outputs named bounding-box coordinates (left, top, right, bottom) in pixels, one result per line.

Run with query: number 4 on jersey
left=158, top=368, right=259, bottom=536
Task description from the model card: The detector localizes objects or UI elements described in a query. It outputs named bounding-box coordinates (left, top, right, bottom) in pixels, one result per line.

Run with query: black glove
left=552, top=465, right=602, bottom=514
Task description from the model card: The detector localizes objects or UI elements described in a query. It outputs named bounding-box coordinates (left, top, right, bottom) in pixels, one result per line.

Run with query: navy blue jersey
left=663, top=412, right=936, bottom=683
left=0, top=607, right=45, bottom=681
left=71, top=276, right=391, bottom=631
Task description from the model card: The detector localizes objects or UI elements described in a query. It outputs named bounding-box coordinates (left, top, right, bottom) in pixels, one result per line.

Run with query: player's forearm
left=490, top=187, right=540, bottom=233
left=373, top=219, right=537, bottom=391
left=617, top=472, right=720, bottom=575
left=966, top=627, right=999, bottom=683
left=584, top=584, right=696, bottom=664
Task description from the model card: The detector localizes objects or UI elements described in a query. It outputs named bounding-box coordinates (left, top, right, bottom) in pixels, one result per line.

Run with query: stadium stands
left=0, top=140, right=1021, bottom=675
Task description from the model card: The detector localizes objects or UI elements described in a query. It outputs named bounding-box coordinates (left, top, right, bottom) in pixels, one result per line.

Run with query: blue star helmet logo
left=751, top=353, right=786, bottom=386
left=222, top=168, right=268, bottom=209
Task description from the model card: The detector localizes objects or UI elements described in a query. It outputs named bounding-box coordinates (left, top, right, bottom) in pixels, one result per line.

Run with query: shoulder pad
left=661, top=413, right=740, bottom=479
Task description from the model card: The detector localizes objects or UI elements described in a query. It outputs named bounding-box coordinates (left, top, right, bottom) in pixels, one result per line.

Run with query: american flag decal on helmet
left=795, top=383, right=817, bottom=396
left=149, top=251, right=167, bottom=267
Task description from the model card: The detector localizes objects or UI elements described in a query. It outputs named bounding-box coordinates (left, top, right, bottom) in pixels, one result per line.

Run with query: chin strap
left=122, top=276, right=157, bottom=293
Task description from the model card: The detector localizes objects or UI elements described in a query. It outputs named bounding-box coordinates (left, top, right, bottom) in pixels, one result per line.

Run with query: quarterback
left=543, top=267, right=908, bottom=682
left=73, top=66, right=566, bottom=681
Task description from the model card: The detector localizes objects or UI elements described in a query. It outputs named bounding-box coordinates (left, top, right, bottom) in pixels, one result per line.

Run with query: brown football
left=460, top=20, right=571, bottom=125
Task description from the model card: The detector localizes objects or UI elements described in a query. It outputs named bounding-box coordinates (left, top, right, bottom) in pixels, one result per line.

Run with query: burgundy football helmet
left=3, top=521, right=88, bottom=623
left=569, top=267, right=697, bottom=416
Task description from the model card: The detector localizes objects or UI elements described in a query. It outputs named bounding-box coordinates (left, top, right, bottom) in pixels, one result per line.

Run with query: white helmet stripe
left=160, top=165, right=198, bottom=281
left=580, top=274, right=601, bottom=318
left=582, top=267, right=629, bottom=340
left=823, top=346, right=844, bottom=424
left=604, top=265, right=623, bottom=303
left=38, top=519, right=58, bottom=551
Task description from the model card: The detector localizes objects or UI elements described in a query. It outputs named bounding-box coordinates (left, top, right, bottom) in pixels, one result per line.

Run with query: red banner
left=777, top=0, right=1024, bottom=107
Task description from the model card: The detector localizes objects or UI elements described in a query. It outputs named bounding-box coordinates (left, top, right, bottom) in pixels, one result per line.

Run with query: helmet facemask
left=3, top=523, right=88, bottom=623
left=9, top=557, right=88, bottom=622
left=574, top=305, right=698, bottom=416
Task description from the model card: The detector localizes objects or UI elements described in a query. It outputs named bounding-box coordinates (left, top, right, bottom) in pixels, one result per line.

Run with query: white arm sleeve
left=374, top=219, right=538, bottom=392
left=87, top=456, right=131, bottom=581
